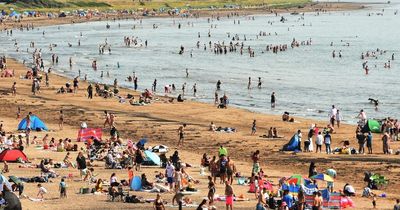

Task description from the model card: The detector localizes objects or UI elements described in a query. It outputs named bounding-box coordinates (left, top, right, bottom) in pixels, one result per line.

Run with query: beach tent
left=77, top=128, right=102, bottom=142
left=361, top=120, right=382, bottom=133
left=17, top=115, right=48, bottom=131
left=144, top=150, right=161, bottom=166
left=282, top=135, right=299, bottom=151
left=130, top=176, right=142, bottom=191
left=9, top=11, right=20, bottom=17
left=0, top=150, right=28, bottom=162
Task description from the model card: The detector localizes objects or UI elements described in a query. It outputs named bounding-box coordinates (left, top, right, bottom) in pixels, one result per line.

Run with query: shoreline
left=0, top=2, right=366, bottom=30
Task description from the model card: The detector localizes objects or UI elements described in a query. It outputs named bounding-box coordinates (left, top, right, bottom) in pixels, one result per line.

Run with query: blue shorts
left=167, top=177, right=174, bottom=184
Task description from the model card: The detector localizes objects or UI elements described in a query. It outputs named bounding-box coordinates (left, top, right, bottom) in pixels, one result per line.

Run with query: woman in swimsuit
left=153, top=193, right=165, bottom=210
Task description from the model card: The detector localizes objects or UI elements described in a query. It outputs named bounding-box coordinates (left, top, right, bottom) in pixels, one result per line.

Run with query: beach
left=0, top=58, right=399, bottom=209
left=0, top=1, right=399, bottom=209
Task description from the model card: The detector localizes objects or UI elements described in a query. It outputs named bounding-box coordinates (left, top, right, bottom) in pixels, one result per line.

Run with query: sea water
left=0, top=1, right=399, bottom=123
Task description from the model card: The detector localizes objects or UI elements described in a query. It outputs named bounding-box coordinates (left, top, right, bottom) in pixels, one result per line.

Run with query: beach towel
left=77, top=128, right=102, bottom=142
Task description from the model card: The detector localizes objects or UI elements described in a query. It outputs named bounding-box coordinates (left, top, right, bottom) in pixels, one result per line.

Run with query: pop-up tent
left=282, top=135, right=300, bottom=151
left=143, top=150, right=161, bottom=166
left=361, top=120, right=382, bottom=133
left=0, top=149, right=28, bottom=162
left=17, top=115, right=48, bottom=131
left=130, top=176, right=142, bottom=191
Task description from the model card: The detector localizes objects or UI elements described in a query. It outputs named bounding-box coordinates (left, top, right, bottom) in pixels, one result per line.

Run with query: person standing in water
left=216, top=80, right=222, bottom=90
left=185, top=68, right=189, bottom=78
left=257, top=77, right=262, bottom=88
left=192, top=83, right=197, bottom=97
left=247, top=77, right=251, bottom=89
left=270, top=92, right=276, bottom=108
left=152, top=79, right=157, bottom=92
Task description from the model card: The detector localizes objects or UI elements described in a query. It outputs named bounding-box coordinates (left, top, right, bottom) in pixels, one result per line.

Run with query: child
left=60, top=178, right=67, bottom=198
left=37, top=184, right=47, bottom=200
left=372, top=194, right=376, bottom=208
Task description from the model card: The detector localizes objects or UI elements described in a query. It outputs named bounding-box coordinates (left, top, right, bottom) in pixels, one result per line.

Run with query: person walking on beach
left=270, top=92, right=276, bottom=108
left=11, top=82, right=17, bottom=96
left=73, top=77, right=79, bottom=93
left=214, top=92, right=219, bottom=104
left=177, top=124, right=186, bottom=147
left=329, top=105, right=337, bottom=127
left=252, top=150, right=260, bottom=174
left=225, top=182, right=234, bottom=210
left=59, top=110, right=64, bottom=130
left=336, top=110, right=342, bottom=128
left=87, top=84, right=93, bottom=99
left=251, top=120, right=257, bottom=135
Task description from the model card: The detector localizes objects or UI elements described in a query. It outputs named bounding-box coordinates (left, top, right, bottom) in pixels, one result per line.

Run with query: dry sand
left=0, top=56, right=399, bottom=210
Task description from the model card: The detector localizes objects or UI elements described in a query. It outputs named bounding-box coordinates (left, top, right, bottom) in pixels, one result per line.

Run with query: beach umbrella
left=138, top=138, right=147, bottom=145
left=287, top=174, right=305, bottom=185
left=311, top=173, right=334, bottom=182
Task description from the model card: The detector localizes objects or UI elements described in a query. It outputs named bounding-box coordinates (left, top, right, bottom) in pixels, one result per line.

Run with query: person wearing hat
left=280, top=201, right=289, bottom=210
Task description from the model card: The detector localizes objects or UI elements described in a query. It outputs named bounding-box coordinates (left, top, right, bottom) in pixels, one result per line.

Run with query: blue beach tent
left=17, top=115, right=48, bottom=131
left=282, top=134, right=300, bottom=151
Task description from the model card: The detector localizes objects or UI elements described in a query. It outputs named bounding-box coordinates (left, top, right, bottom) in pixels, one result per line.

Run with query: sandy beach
left=0, top=56, right=398, bottom=210
left=0, top=1, right=365, bottom=30
left=0, top=1, right=399, bottom=209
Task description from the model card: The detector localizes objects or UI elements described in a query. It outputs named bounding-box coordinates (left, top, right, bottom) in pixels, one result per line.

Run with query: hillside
left=0, top=0, right=311, bottom=12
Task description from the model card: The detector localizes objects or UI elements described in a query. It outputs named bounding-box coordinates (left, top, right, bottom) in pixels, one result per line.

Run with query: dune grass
left=0, top=0, right=311, bottom=12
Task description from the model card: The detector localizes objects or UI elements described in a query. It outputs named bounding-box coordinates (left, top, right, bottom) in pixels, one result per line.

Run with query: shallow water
left=1, top=1, right=399, bottom=124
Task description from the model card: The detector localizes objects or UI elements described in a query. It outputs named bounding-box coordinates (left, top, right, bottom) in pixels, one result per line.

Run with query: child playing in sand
left=59, top=178, right=67, bottom=198
left=37, top=184, right=47, bottom=200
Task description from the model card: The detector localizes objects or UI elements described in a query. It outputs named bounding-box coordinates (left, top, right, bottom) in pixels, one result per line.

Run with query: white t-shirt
left=330, top=108, right=337, bottom=118
left=316, top=135, right=323, bottom=145
left=166, top=164, right=175, bottom=178
left=39, top=186, right=47, bottom=194
left=345, top=185, right=355, bottom=193
left=110, top=176, right=118, bottom=184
